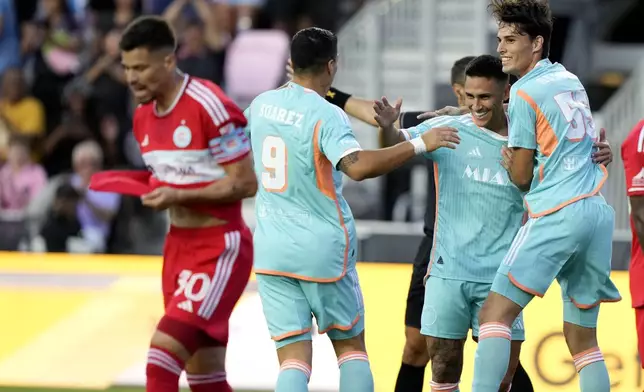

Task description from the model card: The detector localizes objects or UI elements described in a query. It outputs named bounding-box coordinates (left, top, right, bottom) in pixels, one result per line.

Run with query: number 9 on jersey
left=261, top=136, right=287, bottom=192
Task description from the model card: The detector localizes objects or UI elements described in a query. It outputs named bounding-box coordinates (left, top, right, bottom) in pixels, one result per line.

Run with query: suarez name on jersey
left=246, top=81, right=363, bottom=282
left=402, top=114, right=525, bottom=283
left=134, top=74, right=250, bottom=223
left=508, top=59, right=608, bottom=218
left=621, top=119, right=644, bottom=308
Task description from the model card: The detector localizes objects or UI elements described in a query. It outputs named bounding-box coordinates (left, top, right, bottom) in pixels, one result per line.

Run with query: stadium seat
left=224, top=30, right=290, bottom=108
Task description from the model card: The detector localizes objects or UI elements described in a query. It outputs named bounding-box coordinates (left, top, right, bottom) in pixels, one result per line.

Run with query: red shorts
left=162, top=222, right=253, bottom=346
left=637, top=307, right=644, bottom=368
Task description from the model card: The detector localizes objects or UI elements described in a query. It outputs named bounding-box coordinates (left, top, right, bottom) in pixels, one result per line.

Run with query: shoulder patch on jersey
left=173, top=124, right=192, bottom=148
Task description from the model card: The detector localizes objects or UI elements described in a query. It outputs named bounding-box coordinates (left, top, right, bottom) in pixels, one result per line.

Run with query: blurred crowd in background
left=0, top=0, right=366, bottom=255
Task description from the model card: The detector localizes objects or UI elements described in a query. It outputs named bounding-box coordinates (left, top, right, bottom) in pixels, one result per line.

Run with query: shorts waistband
left=168, top=220, right=247, bottom=238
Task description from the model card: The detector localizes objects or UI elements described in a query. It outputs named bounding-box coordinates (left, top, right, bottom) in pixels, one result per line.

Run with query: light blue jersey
left=246, top=81, right=362, bottom=282
left=403, top=114, right=525, bottom=283
left=508, top=59, right=608, bottom=217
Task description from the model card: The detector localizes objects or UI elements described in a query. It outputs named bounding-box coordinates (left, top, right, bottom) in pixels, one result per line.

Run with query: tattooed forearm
left=337, top=151, right=360, bottom=173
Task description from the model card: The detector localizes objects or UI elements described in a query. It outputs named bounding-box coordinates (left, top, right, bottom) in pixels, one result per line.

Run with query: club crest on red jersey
left=173, top=122, right=192, bottom=148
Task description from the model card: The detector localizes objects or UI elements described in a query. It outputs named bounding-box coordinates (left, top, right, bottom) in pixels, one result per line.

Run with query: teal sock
left=275, top=360, right=310, bottom=392
left=338, top=352, right=374, bottom=392
left=575, top=348, right=610, bottom=392
left=472, top=323, right=512, bottom=392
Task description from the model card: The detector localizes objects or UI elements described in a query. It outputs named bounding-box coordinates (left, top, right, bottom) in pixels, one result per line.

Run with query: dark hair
left=451, top=56, right=476, bottom=86
left=119, top=16, right=176, bottom=52
left=465, top=55, right=509, bottom=83
left=489, top=0, right=553, bottom=58
left=290, top=27, right=338, bottom=74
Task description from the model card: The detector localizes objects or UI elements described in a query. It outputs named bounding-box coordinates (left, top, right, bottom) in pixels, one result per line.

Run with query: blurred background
left=0, top=0, right=642, bottom=391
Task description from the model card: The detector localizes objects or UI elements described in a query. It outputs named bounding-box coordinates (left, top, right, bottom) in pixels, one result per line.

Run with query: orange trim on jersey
left=272, top=327, right=312, bottom=341
left=516, top=90, right=558, bottom=157
left=508, top=272, right=545, bottom=298
left=318, top=314, right=361, bottom=334
left=253, top=121, right=350, bottom=283
left=568, top=294, right=622, bottom=309
left=424, top=161, right=440, bottom=279
left=525, top=164, right=609, bottom=218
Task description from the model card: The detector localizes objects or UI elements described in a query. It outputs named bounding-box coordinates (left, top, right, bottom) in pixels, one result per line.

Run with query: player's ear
left=164, top=52, right=177, bottom=71
left=532, top=35, right=544, bottom=55
left=327, top=58, right=337, bottom=76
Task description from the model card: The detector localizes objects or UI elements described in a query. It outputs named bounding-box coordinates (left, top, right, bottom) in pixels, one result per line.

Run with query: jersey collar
left=154, top=73, right=190, bottom=117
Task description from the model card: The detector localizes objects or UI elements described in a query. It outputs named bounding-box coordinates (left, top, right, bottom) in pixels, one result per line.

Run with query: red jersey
left=133, top=74, right=250, bottom=224
left=621, top=118, right=644, bottom=308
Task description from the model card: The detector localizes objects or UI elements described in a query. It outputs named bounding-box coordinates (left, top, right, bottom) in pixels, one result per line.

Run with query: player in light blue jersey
left=375, top=55, right=526, bottom=392
left=245, top=27, right=460, bottom=392
left=472, top=2, right=621, bottom=392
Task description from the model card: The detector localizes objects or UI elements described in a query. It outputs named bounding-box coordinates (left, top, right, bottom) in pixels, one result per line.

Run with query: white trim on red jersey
left=154, top=73, right=190, bottom=117
left=186, top=79, right=231, bottom=127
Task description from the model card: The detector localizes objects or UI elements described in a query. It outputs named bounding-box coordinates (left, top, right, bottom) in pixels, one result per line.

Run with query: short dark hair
left=290, top=27, right=338, bottom=74
left=489, top=0, right=553, bottom=58
left=465, top=55, right=509, bottom=84
left=119, top=16, right=176, bottom=52
left=451, top=56, right=476, bottom=86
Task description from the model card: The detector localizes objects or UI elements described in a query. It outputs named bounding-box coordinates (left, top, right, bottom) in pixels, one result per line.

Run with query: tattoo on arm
left=337, top=151, right=360, bottom=173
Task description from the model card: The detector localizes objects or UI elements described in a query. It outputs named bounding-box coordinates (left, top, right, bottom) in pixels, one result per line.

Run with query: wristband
left=409, top=138, right=427, bottom=155
left=325, top=87, right=352, bottom=110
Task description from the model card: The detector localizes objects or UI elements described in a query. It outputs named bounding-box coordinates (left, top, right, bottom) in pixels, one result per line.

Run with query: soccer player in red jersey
left=621, top=118, right=644, bottom=368
left=119, top=16, right=257, bottom=392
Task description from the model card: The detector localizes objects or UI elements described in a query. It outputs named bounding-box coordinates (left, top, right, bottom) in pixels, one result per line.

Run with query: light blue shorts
left=421, top=276, right=525, bottom=341
left=493, top=196, right=622, bottom=328
left=256, top=269, right=365, bottom=349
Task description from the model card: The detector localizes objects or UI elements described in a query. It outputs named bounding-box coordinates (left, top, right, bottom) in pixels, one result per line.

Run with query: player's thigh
left=469, top=282, right=526, bottom=342
left=307, top=269, right=365, bottom=344
left=163, top=227, right=253, bottom=346
left=256, top=274, right=314, bottom=350
left=421, top=276, right=471, bottom=340
left=494, top=211, right=578, bottom=303
left=558, top=198, right=621, bottom=314
left=405, top=235, right=433, bottom=330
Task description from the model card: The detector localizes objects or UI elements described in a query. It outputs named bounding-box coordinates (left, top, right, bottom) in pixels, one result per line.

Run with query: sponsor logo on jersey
left=462, top=165, right=509, bottom=186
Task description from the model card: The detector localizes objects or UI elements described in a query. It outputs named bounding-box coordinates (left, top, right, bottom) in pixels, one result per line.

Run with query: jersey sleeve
left=624, top=121, right=644, bottom=197
left=319, top=105, right=363, bottom=168
left=242, top=106, right=251, bottom=139
left=198, top=84, right=251, bottom=165
left=508, top=90, right=538, bottom=150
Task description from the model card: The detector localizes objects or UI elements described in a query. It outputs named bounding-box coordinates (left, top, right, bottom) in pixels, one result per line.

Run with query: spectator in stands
left=98, top=113, right=127, bottom=168
left=164, top=0, right=227, bottom=84
left=266, top=0, right=338, bottom=35
left=84, top=28, right=129, bottom=124
left=0, top=68, right=46, bottom=160
left=212, top=0, right=263, bottom=32
left=0, top=0, right=20, bottom=75
left=0, top=136, right=47, bottom=215
left=28, top=0, right=83, bottom=132
left=43, top=83, right=93, bottom=176
left=94, top=0, right=140, bottom=34
left=39, top=182, right=82, bottom=252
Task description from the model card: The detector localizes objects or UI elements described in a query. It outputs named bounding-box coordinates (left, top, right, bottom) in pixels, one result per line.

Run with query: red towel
left=89, top=170, right=152, bottom=197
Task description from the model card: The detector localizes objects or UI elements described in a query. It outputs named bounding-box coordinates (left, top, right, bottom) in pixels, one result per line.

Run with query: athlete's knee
left=402, top=327, right=429, bottom=366
left=479, top=292, right=523, bottom=326
left=563, top=321, right=598, bottom=355
left=331, top=331, right=367, bottom=358
left=185, top=346, right=226, bottom=374
left=153, top=315, right=206, bottom=360
left=426, top=337, right=464, bottom=383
